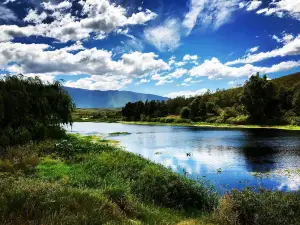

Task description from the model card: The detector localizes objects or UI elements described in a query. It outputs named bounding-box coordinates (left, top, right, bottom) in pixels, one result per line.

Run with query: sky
left=0, top=0, right=300, bottom=98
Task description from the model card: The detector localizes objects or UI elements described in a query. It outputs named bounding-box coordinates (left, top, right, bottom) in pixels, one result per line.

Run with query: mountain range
left=64, top=87, right=167, bottom=108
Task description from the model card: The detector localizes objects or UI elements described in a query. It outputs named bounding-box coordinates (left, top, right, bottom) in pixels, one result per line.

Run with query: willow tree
left=0, top=75, right=75, bottom=150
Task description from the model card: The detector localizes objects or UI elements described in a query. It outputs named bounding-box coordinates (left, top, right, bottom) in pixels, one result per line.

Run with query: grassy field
left=1, top=134, right=300, bottom=224
left=72, top=108, right=122, bottom=122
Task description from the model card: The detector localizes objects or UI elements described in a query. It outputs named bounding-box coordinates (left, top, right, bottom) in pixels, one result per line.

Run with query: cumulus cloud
left=0, top=0, right=157, bottom=42
left=246, top=1, right=262, bottom=11
left=0, top=42, right=170, bottom=90
left=144, top=19, right=181, bottom=52
left=226, top=35, right=300, bottom=65
left=166, top=88, right=208, bottom=98
left=151, top=73, right=173, bottom=86
left=136, top=78, right=150, bottom=85
left=169, top=68, right=188, bottom=79
left=182, top=0, right=242, bottom=33
left=183, top=54, right=198, bottom=61
left=257, top=0, right=300, bottom=20
left=190, top=57, right=300, bottom=79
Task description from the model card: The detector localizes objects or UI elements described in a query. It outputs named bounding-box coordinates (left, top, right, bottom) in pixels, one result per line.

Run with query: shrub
left=132, top=164, right=218, bottom=211
left=215, top=188, right=300, bottom=225
left=180, top=107, right=191, bottom=119
left=226, top=115, right=249, bottom=125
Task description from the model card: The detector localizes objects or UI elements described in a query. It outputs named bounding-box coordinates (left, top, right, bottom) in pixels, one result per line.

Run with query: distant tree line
left=122, top=73, right=300, bottom=125
left=0, top=75, right=74, bottom=151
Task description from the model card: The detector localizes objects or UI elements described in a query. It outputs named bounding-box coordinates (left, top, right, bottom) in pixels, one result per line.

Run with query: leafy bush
left=226, top=115, right=249, bottom=125
left=133, top=165, right=218, bottom=211
left=180, top=107, right=191, bottom=119
left=215, top=188, right=300, bottom=225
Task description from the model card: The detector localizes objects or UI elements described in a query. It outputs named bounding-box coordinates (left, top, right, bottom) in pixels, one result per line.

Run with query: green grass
left=72, top=108, right=122, bottom=122
left=215, top=188, right=300, bottom=225
left=122, top=121, right=300, bottom=131
left=0, top=134, right=218, bottom=224
left=2, top=134, right=300, bottom=224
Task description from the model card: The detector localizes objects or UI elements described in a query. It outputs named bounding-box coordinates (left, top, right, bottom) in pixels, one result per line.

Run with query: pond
left=66, top=122, right=300, bottom=193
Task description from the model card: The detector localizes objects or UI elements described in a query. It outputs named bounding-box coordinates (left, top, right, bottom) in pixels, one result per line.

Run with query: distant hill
left=210, top=72, right=300, bottom=98
left=272, top=72, right=300, bottom=88
left=64, top=87, right=168, bottom=108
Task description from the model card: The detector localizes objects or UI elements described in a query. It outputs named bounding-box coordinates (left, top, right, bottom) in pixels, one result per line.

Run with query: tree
left=180, top=107, right=191, bottom=119
left=293, top=90, right=300, bottom=115
left=0, top=75, right=74, bottom=151
left=240, top=73, right=278, bottom=124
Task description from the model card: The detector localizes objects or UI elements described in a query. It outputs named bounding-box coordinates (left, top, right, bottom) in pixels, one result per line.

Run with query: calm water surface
left=66, top=122, right=300, bottom=193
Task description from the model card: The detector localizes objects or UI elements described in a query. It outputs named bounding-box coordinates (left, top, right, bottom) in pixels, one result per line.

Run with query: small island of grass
left=109, top=131, right=131, bottom=136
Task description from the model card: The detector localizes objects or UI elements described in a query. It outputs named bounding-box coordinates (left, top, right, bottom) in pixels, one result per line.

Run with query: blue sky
left=0, top=0, right=300, bottom=98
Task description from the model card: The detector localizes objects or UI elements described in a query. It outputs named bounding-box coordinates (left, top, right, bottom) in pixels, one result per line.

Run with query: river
left=66, top=122, right=300, bottom=192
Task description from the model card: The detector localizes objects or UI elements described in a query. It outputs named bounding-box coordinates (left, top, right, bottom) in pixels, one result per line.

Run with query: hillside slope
left=64, top=87, right=167, bottom=108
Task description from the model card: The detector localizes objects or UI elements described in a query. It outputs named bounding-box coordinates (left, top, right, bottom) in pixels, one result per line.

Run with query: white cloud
left=166, top=88, right=208, bottom=98
left=168, top=56, right=176, bottom=66
left=0, top=0, right=157, bottom=43
left=247, top=46, right=259, bottom=53
left=3, top=0, right=16, bottom=4
left=42, top=1, right=72, bottom=11
left=182, top=0, right=242, bottom=33
left=272, top=34, right=282, bottom=43
left=272, top=33, right=295, bottom=44
left=136, top=78, right=150, bottom=85
left=24, top=9, right=47, bottom=24
left=151, top=73, right=173, bottom=86
left=144, top=19, right=181, bottom=52
left=0, top=5, right=17, bottom=22
left=170, top=68, right=188, bottom=78
left=65, top=75, right=132, bottom=91
left=179, top=78, right=202, bottom=86
left=60, top=41, right=85, bottom=52
left=226, top=35, right=300, bottom=65
left=190, top=57, right=300, bottom=79
left=257, top=0, right=300, bottom=20
left=183, top=54, right=198, bottom=61
left=0, top=42, right=170, bottom=90
left=174, top=61, right=187, bottom=67
left=246, top=1, right=262, bottom=11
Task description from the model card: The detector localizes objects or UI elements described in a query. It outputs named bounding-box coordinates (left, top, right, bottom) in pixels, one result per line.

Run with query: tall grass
left=0, top=134, right=217, bottom=224
left=215, top=188, right=300, bottom=225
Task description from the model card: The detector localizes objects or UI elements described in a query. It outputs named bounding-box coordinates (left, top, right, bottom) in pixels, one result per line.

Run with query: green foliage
left=0, top=75, right=74, bottom=151
left=293, top=89, right=300, bottom=115
left=215, top=188, right=300, bottom=225
left=180, top=107, right=191, bottom=119
left=0, top=135, right=217, bottom=224
left=240, top=73, right=278, bottom=124
left=121, top=72, right=300, bottom=126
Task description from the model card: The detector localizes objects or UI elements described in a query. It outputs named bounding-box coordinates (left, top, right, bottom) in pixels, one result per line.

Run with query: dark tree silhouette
left=0, top=75, right=75, bottom=151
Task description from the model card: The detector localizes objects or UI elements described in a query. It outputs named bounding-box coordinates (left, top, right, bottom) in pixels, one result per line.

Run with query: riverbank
left=0, top=134, right=217, bottom=224
left=121, top=121, right=300, bottom=131
left=1, top=134, right=300, bottom=224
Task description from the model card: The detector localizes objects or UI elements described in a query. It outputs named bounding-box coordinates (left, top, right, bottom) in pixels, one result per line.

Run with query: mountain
left=64, top=87, right=168, bottom=108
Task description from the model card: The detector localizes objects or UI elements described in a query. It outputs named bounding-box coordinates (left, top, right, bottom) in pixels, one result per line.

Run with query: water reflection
left=66, top=122, right=300, bottom=192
